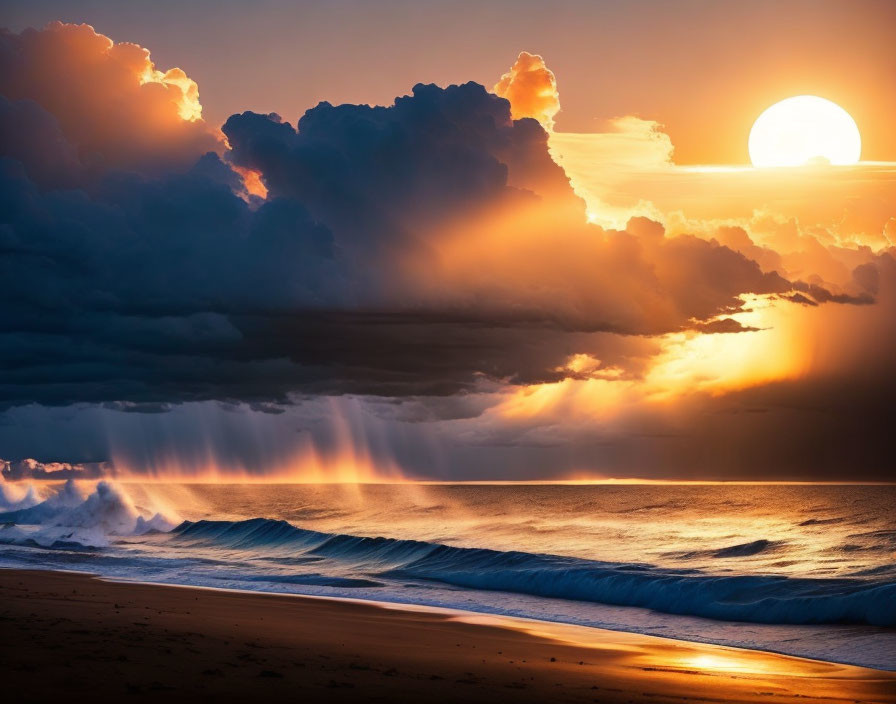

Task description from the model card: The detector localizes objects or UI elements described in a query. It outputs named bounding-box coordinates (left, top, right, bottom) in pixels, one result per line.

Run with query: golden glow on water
left=95, top=481, right=896, bottom=582
left=110, top=477, right=894, bottom=487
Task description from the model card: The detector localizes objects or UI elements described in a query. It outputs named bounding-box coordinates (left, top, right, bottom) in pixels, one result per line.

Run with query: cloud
left=0, top=29, right=872, bottom=412
left=0, top=95, right=83, bottom=188
left=1, top=30, right=894, bottom=480
left=1, top=457, right=109, bottom=481
left=549, top=117, right=673, bottom=228
left=0, top=22, right=220, bottom=178
left=222, top=81, right=578, bottom=234
left=692, top=318, right=760, bottom=334
left=493, top=51, right=561, bottom=130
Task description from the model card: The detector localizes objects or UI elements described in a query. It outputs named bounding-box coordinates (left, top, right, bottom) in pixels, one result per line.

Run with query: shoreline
left=2, top=568, right=894, bottom=703
left=100, top=571, right=896, bottom=673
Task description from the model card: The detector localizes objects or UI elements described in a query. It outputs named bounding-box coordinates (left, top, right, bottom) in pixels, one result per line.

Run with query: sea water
left=1, top=481, right=894, bottom=669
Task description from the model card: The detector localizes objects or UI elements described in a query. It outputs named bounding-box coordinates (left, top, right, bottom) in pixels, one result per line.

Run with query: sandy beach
left=1, top=569, right=893, bottom=703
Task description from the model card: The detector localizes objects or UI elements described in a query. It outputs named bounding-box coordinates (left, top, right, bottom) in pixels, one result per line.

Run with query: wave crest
left=171, top=518, right=896, bottom=628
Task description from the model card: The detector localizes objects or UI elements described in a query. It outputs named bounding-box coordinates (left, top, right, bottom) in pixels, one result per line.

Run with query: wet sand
left=1, top=568, right=893, bottom=703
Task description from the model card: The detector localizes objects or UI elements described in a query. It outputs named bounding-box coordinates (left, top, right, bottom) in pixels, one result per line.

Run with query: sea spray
left=0, top=480, right=177, bottom=547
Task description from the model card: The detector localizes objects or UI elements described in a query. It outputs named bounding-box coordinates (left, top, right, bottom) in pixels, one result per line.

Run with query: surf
left=171, top=517, right=896, bottom=628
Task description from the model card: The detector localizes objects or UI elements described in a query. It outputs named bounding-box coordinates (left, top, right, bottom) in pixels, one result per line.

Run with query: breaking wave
left=171, top=518, right=896, bottom=628
left=0, top=480, right=175, bottom=548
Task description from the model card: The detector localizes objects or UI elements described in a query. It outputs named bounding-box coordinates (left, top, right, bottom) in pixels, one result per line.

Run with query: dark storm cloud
left=0, top=23, right=878, bottom=413
left=0, top=95, right=83, bottom=188
left=222, top=82, right=580, bottom=232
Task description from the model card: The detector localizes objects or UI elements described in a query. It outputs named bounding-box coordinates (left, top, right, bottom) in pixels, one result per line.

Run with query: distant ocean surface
left=1, top=481, right=894, bottom=670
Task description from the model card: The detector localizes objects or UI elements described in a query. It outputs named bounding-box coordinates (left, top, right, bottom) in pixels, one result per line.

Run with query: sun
left=748, top=96, right=861, bottom=168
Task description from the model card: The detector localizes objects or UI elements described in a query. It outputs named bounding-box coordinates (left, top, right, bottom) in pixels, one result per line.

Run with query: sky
left=0, top=2, right=894, bottom=481
left=4, top=0, right=896, bottom=164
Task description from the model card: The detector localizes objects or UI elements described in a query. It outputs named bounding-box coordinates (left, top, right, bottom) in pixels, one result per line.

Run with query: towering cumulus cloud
left=0, top=24, right=893, bottom=479
left=494, top=51, right=561, bottom=130
left=0, top=22, right=219, bottom=177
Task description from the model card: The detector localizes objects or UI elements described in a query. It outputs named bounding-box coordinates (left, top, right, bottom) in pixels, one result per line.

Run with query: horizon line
left=5, top=476, right=892, bottom=486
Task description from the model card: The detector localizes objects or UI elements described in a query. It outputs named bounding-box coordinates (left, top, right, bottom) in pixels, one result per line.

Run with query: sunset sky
left=1, top=0, right=894, bottom=481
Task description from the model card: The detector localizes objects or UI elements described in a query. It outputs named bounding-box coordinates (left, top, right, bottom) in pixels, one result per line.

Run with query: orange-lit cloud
left=550, top=117, right=672, bottom=228
left=0, top=22, right=220, bottom=174
left=231, top=164, right=269, bottom=200
left=551, top=122, right=896, bottom=256
left=140, top=65, right=203, bottom=122
left=549, top=108, right=896, bottom=326
left=494, top=51, right=560, bottom=130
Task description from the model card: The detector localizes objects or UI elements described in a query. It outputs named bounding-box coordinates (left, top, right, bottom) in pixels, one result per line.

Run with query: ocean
left=1, top=481, right=894, bottom=670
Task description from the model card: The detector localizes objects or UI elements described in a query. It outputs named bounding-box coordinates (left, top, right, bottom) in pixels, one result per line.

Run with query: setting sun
left=749, top=96, right=861, bottom=168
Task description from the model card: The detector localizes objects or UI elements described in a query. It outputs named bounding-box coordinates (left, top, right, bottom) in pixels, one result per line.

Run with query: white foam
left=0, top=480, right=177, bottom=547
